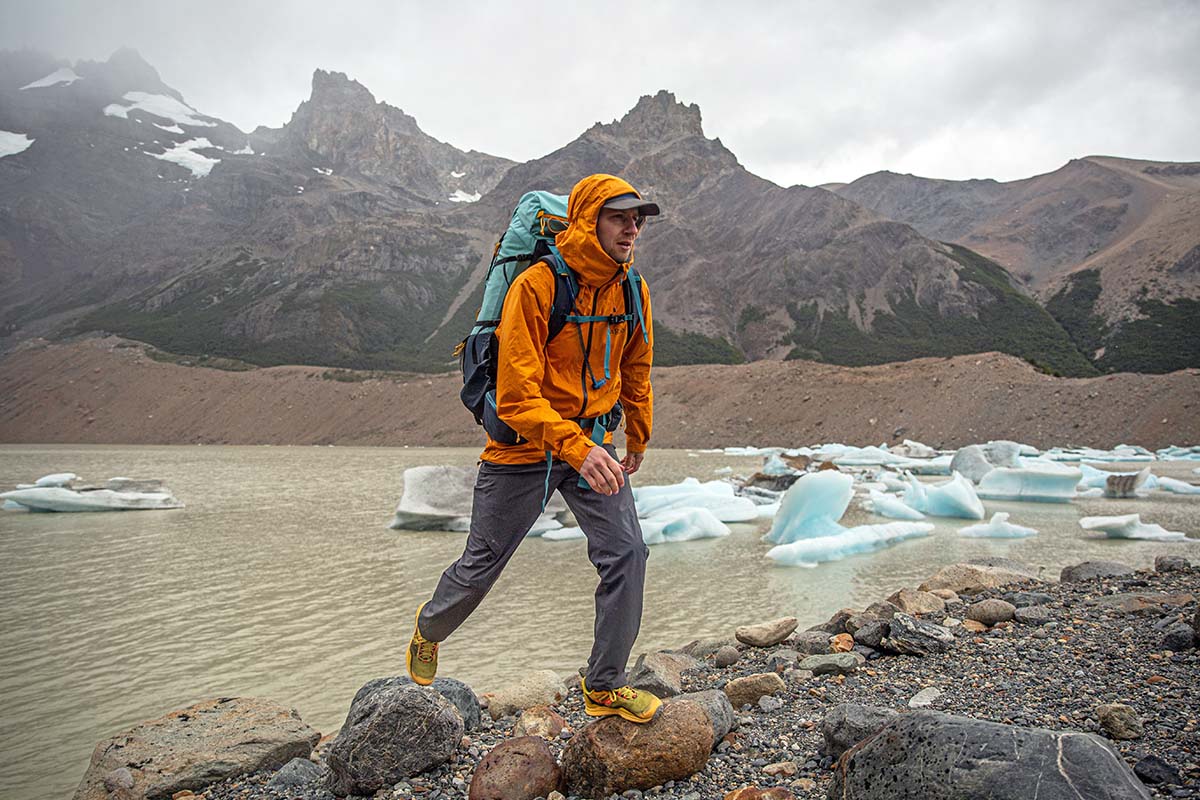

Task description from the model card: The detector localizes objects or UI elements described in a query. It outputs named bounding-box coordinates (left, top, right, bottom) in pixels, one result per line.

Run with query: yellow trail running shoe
left=406, top=603, right=439, bottom=686
left=581, top=677, right=662, bottom=723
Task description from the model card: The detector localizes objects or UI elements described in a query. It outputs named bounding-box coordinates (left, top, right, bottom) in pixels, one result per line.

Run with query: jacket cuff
left=561, top=437, right=595, bottom=472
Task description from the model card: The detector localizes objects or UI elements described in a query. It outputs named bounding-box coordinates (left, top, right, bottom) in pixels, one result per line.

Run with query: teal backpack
left=457, top=190, right=648, bottom=449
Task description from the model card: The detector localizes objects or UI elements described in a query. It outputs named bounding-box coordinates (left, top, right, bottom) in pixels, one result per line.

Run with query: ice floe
left=1043, top=445, right=1155, bottom=462
left=903, top=473, right=985, bottom=519
left=1157, top=477, right=1200, bottom=495
left=866, top=489, right=926, bottom=521
left=387, top=465, right=564, bottom=534
left=1079, top=514, right=1190, bottom=541
left=640, top=508, right=730, bottom=544
left=633, top=478, right=758, bottom=522
left=2, top=475, right=181, bottom=512
left=766, top=521, right=934, bottom=568
left=958, top=512, right=1038, bottom=538
left=103, top=92, right=216, bottom=127
left=1158, top=445, right=1200, bottom=461
left=975, top=463, right=1083, bottom=503
left=20, top=67, right=82, bottom=89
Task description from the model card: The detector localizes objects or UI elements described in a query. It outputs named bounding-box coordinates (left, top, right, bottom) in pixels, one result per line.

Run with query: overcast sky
left=4, top=0, right=1198, bottom=186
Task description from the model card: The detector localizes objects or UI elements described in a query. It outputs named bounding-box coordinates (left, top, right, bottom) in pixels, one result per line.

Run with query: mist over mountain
left=1, top=49, right=1195, bottom=375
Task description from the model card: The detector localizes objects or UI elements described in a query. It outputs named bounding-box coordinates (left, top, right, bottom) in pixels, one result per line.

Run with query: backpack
left=457, top=190, right=647, bottom=447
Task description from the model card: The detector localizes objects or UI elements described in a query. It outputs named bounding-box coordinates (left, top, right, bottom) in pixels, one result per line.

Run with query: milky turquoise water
left=1, top=444, right=1197, bottom=799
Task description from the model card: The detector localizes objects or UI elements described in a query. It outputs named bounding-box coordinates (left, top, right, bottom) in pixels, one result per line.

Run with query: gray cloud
left=3, top=0, right=1197, bottom=186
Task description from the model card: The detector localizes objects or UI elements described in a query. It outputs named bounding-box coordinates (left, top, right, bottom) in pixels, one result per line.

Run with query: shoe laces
left=413, top=635, right=438, bottom=664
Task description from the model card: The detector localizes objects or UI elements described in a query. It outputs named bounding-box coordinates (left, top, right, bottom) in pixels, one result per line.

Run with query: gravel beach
left=192, top=558, right=1199, bottom=800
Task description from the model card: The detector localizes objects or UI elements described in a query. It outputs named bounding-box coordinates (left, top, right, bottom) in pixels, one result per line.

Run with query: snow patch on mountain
left=20, top=67, right=82, bottom=90
left=146, top=137, right=220, bottom=177
left=0, top=131, right=35, bottom=158
left=153, top=123, right=185, bottom=134
left=448, top=189, right=481, bottom=203
left=104, top=92, right=216, bottom=128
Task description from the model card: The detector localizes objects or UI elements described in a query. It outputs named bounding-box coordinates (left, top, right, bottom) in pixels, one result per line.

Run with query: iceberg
left=764, top=471, right=855, bottom=544
left=1, top=486, right=182, bottom=512
left=982, top=440, right=1023, bottom=468
left=892, top=439, right=938, bottom=459
left=34, top=472, right=78, bottom=487
left=542, top=526, right=585, bottom=541
left=958, top=512, right=1038, bottom=538
left=641, top=508, right=731, bottom=544
left=632, top=478, right=758, bottom=522
left=975, top=463, right=1083, bottom=503
left=388, top=465, right=566, bottom=532
left=1076, top=463, right=1158, bottom=491
left=1043, top=446, right=1154, bottom=463
left=867, top=489, right=926, bottom=521
left=949, top=445, right=994, bottom=484
left=903, top=472, right=985, bottom=519
left=906, top=455, right=954, bottom=475
left=1157, top=476, right=1200, bottom=495
left=766, top=521, right=934, bottom=567
left=1157, top=445, right=1200, bottom=461
left=1079, top=514, right=1190, bottom=541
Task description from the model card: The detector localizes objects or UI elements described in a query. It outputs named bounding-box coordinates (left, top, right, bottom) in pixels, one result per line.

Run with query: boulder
left=851, top=619, right=889, bottom=649
left=1013, top=606, right=1053, bottom=626
left=1090, top=592, right=1195, bottom=615
left=512, top=706, right=568, bottom=740
left=326, top=681, right=463, bottom=796
left=798, top=653, right=862, bottom=676
left=468, top=736, right=563, bottom=800
left=1096, top=704, right=1143, bottom=740
left=820, top=703, right=898, bottom=757
left=736, top=616, right=799, bottom=647
left=887, top=588, right=947, bottom=615
left=715, top=645, right=741, bottom=667
left=789, top=630, right=833, bottom=655
left=965, top=599, right=1016, bottom=626
left=908, top=687, right=942, bottom=708
left=1134, top=754, right=1182, bottom=785
left=677, top=690, right=736, bottom=746
left=72, top=697, right=319, bottom=800
left=919, top=561, right=1039, bottom=594
left=628, top=651, right=698, bottom=698
left=1060, top=561, right=1135, bottom=582
left=1154, top=555, right=1191, bottom=573
left=683, top=638, right=738, bottom=659
left=561, top=700, right=712, bottom=797
left=808, top=607, right=856, bottom=635
left=829, top=710, right=1151, bottom=799
left=929, top=588, right=961, bottom=603
left=358, top=675, right=480, bottom=731
left=265, top=757, right=323, bottom=792
left=481, top=670, right=567, bottom=720
left=880, top=613, right=955, bottom=656
left=1004, top=591, right=1054, bottom=608
left=767, top=648, right=801, bottom=671
left=723, top=672, right=786, bottom=708
left=1161, top=621, right=1196, bottom=651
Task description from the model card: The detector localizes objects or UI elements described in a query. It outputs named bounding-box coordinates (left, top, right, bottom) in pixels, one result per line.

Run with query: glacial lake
left=1, top=444, right=1198, bottom=800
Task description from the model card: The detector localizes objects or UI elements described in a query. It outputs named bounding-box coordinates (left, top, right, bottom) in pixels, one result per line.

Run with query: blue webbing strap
left=576, top=412, right=612, bottom=490
left=629, top=271, right=649, bottom=344
left=541, top=450, right=553, bottom=512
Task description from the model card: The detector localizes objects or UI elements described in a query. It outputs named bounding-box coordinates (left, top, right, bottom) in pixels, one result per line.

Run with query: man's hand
left=580, top=446, right=626, bottom=495
left=620, top=451, right=644, bottom=475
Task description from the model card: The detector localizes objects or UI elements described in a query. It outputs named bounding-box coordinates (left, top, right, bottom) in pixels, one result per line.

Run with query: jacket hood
left=556, top=173, right=643, bottom=287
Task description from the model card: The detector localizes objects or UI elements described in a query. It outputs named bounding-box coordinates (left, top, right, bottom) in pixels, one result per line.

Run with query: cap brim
left=603, top=195, right=661, bottom=216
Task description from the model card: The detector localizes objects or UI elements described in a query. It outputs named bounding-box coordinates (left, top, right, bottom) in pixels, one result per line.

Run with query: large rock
left=1096, top=704, right=1143, bottom=740
left=1154, top=555, right=1192, bottom=573
left=851, top=619, right=890, bottom=649
left=79, top=698, right=320, bottom=799
left=512, top=706, right=567, bottom=740
left=627, top=651, right=699, bottom=698
left=73, top=697, right=319, bottom=800
left=468, top=736, right=563, bottom=800
left=798, top=653, right=862, bottom=676
left=1089, top=592, right=1195, bottom=615
left=359, top=675, right=481, bottom=730
left=561, top=700, right=713, bottom=797
left=919, top=560, right=1039, bottom=594
left=677, top=690, right=735, bottom=746
left=1060, top=561, right=1135, bottom=582
left=265, top=757, right=323, bottom=792
left=829, top=711, right=1151, bottom=799
left=481, top=670, right=567, bottom=720
left=880, top=613, right=955, bottom=656
left=808, top=607, right=856, bottom=635
left=723, top=672, right=786, bottom=708
left=965, top=598, right=1016, bottom=626
left=1162, top=621, right=1196, bottom=651
left=789, top=630, right=834, bottom=655
left=735, top=616, right=799, bottom=647
left=326, top=681, right=463, bottom=796
left=887, top=588, right=947, bottom=615
left=820, top=704, right=899, bottom=757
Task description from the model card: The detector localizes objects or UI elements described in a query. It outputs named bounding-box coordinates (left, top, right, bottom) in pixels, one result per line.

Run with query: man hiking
left=407, top=173, right=662, bottom=723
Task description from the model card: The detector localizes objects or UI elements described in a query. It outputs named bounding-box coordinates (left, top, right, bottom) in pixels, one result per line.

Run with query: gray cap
left=603, top=192, right=661, bottom=217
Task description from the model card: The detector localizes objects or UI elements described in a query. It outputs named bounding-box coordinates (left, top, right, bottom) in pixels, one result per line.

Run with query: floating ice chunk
left=103, top=91, right=216, bottom=127
left=867, top=489, right=926, bottom=521
left=1043, top=446, right=1154, bottom=462
left=723, top=446, right=784, bottom=457
left=1158, top=445, right=1200, bottom=461
left=1157, top=477, right=1200, bottom=495
left=976, top=463, right=1082, bottom=503
left=1076, top=463, right=1158, bottom=491
left=958, top=512, right=1037, bottom=538
left=764, top=472, right=855, bottom=544
left=906, top=455, right=953, bottom=475
left=755, top=502, right=780, bottom=519
left=0, top=487, right=182, bottom=512
left=762, top=454, right=799, bottom=476
left=875, top=471, right=909, bottom=492
left=389, top=465, right=475, bottom=530
left=35, top=473, right=78, bottom=487
left=1079, top=514, right=1189, bottom=541
left=542, top=526, right=585, bottom=541
left=0, top=131, right=35, bottom=159
left=892, top=439, right=937, bottom=459
left=832, top=445, right=905, bottom=467
left=633, top=478, right=758, bottom=522
left=20, top=67, right=82, bottom=89
left=903, top=472, right=985, bottom=519
left=641, top=508, right=730, bottom=544
left=949, top=445, right=993, bottom=484
left=982, top=440, right=1022, bottom=468
left=766, top=521, right=934, bottom=567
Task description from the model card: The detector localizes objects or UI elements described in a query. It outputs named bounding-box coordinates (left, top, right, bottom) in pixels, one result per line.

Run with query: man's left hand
left=620, top=451, right=644, bottom=474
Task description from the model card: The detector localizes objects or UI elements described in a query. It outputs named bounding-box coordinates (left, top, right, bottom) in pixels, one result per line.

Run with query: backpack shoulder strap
left=624, top=267, right=649, bottom=344
left=539, top=254, right=577, bottom=342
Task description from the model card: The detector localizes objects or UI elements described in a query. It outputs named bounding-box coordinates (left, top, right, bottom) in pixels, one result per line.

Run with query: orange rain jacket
left=481, top=174, right=654, bottom=470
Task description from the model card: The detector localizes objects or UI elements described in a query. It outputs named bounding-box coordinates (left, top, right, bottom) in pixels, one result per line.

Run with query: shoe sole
left=583, top=701, right=661, bottom=724
left=406, top=603, right=435, bottom=686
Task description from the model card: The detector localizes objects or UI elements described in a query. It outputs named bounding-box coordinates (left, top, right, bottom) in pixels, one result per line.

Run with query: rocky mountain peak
left=297, top=69, right=420, bottom=136
left=608, top=90, right=705, bottom=144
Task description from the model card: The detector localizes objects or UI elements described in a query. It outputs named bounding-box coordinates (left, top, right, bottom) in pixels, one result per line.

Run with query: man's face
left=595, top=207, right=643, bottom=264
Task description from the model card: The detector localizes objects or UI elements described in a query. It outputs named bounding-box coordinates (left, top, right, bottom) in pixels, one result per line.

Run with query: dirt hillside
left=1, top=337, right=1196, bottom=450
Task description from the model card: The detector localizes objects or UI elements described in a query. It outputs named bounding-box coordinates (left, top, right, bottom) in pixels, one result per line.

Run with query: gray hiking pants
left=418, top=445, right=648, bottom=691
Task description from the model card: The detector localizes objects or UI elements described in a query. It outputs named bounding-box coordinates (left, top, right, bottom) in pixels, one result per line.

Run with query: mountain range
left=1, top=48, right=1196, bottom=376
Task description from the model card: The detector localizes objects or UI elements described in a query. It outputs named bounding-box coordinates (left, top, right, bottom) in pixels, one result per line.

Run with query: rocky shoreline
left=75, top=555, right=1199, bottom=800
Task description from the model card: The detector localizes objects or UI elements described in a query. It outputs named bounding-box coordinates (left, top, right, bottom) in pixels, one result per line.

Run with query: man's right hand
left=579, top=446, right=626, bottom=495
